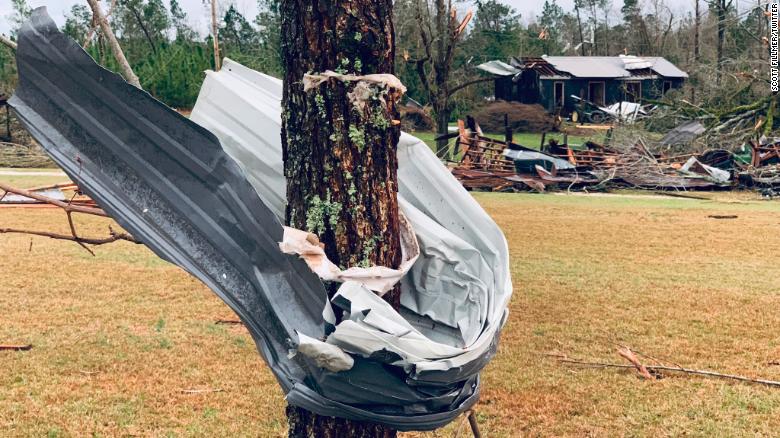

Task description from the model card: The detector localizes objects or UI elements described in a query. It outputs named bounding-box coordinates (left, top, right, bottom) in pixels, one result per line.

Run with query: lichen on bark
left=280, top=1, right=402, bottom=436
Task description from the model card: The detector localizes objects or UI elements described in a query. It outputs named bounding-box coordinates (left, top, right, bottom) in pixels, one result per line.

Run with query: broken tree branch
left=83, top=0, right=117, bottom=49
left=617, top=346, right=655, bottom=380
left=557, top=357, right=780, bottom=388
left=85, top=0, right=141, bottom=88
left=0, top=35, right=17, bottom=51
left=0, top=344, right=32, bottom=351
left=0, top=182, right=107, bottom=217
left=0, top=227, right=137, bottom=246
left=449, top=77, right=496, bottom=96
left=180, top=388, right=225, bottom=394
left=0, top=183, right=138, bottom=255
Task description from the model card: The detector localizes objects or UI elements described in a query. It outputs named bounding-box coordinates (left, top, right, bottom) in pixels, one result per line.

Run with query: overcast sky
left=0, top=0, right=701, bottom=39
left=0, top=0, right=588, bottom=36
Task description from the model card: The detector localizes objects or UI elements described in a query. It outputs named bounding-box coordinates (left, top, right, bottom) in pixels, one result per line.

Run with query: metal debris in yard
left=8, top=10, right=511, bottom=431
left=660, top=120, right=706, bottom=146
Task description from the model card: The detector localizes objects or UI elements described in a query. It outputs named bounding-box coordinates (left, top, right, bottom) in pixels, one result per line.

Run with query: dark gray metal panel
left=9, top=8, right=479, bottom=430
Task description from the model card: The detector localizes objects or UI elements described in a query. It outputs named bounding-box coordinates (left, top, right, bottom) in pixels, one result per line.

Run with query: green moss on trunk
left=280, top=1, right=401, bottom=436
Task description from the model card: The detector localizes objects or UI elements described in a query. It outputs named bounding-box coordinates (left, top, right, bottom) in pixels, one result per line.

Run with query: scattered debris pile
left=739, top=136, right=780, bottom=189
left=0, top=95, right=57, bottom=168
left=448, top=118, right=764, bottom=193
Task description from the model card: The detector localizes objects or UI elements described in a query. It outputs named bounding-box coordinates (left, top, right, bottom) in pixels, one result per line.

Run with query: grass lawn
left=3, top=173, right=780, bottom=436
left=0, top=168, right=68, bottom=189
left=412, top=130, right=604, bottom=153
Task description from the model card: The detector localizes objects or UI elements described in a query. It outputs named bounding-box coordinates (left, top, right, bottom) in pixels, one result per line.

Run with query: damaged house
left=478, top=56, right=687, bottom=116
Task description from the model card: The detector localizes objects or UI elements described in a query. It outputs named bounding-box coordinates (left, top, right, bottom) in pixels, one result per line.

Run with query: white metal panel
left=190, top=59, right=512, bottom=369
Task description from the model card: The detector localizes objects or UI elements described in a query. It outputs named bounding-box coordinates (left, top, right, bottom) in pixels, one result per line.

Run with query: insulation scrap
left=294, top=333, right=355, bottom=372
left=279, top=212, right=419, bottom=295
left=303, top=71, right=407, bottom=113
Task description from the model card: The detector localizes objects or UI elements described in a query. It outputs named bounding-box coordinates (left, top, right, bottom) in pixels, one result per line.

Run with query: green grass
left=411, top=130, right=602, bottom=152
left=3, top=169, right=780, bottom=436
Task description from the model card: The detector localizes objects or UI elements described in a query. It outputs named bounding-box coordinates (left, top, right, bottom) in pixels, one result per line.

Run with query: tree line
left=0, top=0, right=773, bottom=124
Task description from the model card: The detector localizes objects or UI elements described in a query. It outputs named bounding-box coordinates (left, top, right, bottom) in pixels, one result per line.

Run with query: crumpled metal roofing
left=191, top=57, right=511, bottom=373
left=10, top=9, right=511, bottom=431
left=661, top=120, right=706, bottom=145
left=476, top=60, right=521, bottom=77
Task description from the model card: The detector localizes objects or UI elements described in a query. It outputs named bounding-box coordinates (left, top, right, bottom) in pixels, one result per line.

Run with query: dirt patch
left=473, top=100, right=558, bottom=133
left=399, top=104, right=434, bottom=132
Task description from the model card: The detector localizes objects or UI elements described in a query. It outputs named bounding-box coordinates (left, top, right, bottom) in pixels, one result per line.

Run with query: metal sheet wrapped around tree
left=9, top=8, right=512, bottom=431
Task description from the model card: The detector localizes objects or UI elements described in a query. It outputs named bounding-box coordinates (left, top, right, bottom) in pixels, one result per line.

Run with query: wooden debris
left=449, top=116, right=738, bottom=194
left=555, top=348, right=780, bottom=388
left=617, top=346, right=655, bottom=380
left=215, top=319, right=243, bottom=325
left=0, top=182, right=138, bottom=255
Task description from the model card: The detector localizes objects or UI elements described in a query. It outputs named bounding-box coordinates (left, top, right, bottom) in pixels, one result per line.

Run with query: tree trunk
left=211, top=0, right=221, bottom=71
left=693, top=0, right=700, bottom=62
left=126, top=3, right=157, bottom=56
left=435, top=104, right=450, bottom=160
left=280, top=1, right=402, bottom=436
left=716, top=0, right=726, bottom=86
left=691, top=0, right=700, bottom=104
left=574, top=3, right=585, bottom=56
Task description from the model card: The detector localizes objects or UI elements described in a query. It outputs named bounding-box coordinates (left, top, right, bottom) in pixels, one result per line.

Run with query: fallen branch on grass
left=617, top=346, right=655, bottom=380
left=180, top=388, right=225, bottom=394
left=557, top=355, right=780, bottom=388
left=0, top=344, right=32, bottom=351
left=214, top=319, right=243, bottom=325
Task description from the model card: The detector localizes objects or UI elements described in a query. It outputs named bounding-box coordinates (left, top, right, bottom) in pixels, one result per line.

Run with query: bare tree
left=401, top=0, right=478, bottom=159
left=708, top=0, right=733, bottom=85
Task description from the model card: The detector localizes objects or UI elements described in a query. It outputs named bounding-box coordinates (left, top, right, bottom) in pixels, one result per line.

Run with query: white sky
left=0, top=0, right=697, bottom=38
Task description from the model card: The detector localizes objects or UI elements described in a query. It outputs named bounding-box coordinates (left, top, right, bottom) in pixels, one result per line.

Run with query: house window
left=588, top=81, right=605, bottom=106
left=663, top=81, right=673, bottom=94
left=553, top=81, right=565, bottom=109
left=625, top=81, right=641, bottom=103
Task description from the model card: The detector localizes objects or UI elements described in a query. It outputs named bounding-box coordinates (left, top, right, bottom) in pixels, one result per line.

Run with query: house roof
left=478, top=55, right=687, bottom=79
left=541, top=55, right=688, bottom=79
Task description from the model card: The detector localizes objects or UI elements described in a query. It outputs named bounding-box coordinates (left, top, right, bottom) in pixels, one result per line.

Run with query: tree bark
left=0, top=35, right=17, bottom=50
left=693, top=0, right=700, bottom=62
left=715, top=0, right=727, bottom=86
left=574, top=3, right=586, bottom=56
left=280, top=1, right=402, bottom=436
left=435, top=105, right=450, bottom=159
